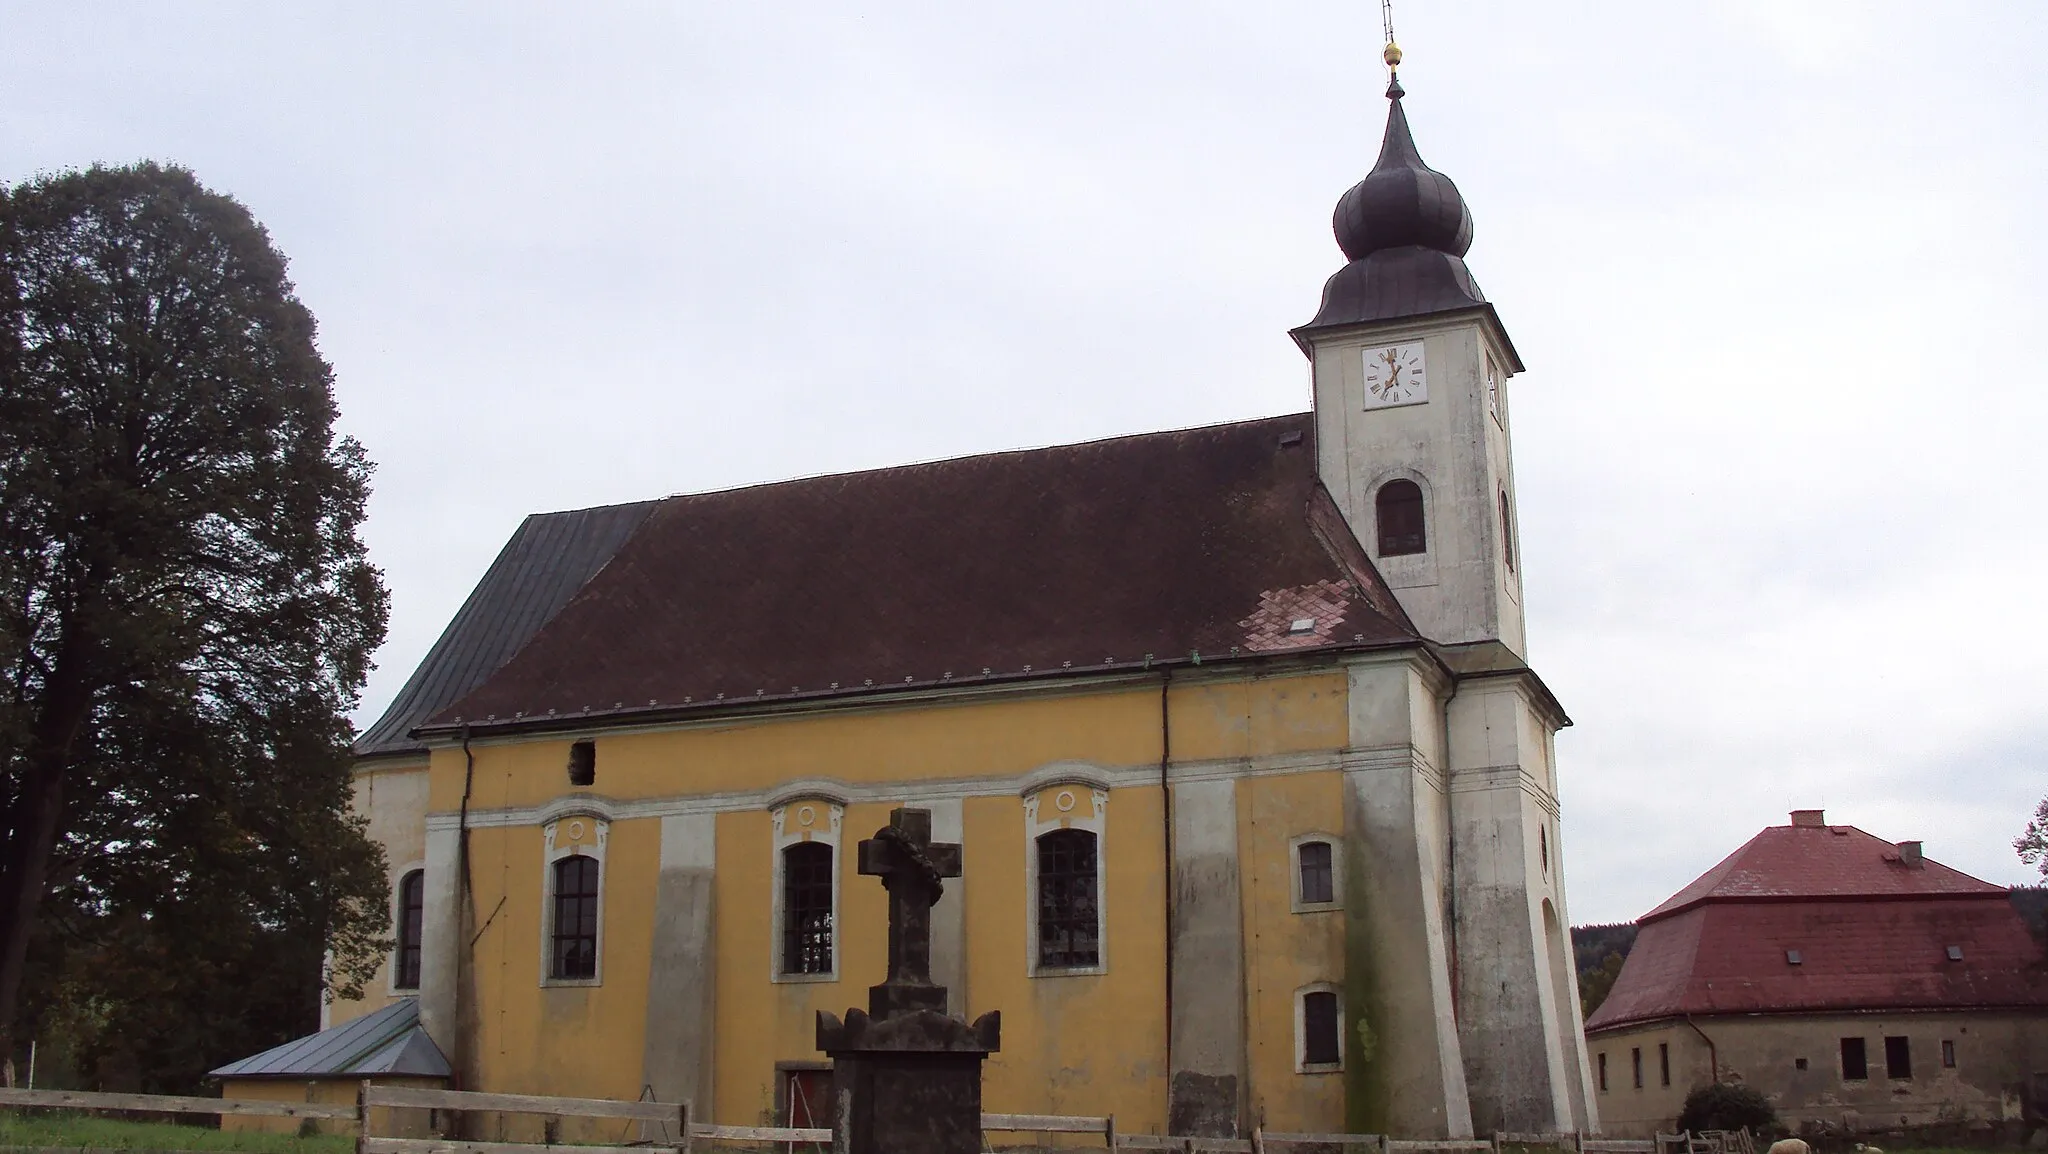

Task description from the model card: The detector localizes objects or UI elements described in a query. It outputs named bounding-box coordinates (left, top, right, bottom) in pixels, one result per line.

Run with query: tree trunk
left=0, top=626, right=95, bottom=1066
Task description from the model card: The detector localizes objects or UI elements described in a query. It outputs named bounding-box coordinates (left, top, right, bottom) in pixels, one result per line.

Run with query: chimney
left=1898, top=840, right=1924, bottom=866
left=1790, top=809, right=1825, bottom=828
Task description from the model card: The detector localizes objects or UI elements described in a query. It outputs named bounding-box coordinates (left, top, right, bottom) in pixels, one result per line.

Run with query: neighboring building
left=1584, top=810, right=2048, bottom=1137
left=211, top=998, right=449, bottom=1136
left=317, top=62, right=1597, bottom=1140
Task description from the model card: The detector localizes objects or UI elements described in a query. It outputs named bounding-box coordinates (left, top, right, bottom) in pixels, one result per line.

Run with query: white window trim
left=1024, top=785, right=1108, bottom=978
left=1289, top=833, right=1343, bottom=914
left=771, top=798, right=843, bottom=983
left=387, top=859, right=427, bottom=995
left=540, top=814, right=608, bottom=987
left=1296, top=982, right=1344, bottom=1074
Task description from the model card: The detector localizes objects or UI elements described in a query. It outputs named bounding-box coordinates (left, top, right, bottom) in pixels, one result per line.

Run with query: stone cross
left=856, top=807, right=961, bottom=1017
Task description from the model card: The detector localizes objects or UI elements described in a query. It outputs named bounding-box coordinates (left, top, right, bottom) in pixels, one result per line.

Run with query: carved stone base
left=816, top=1008, right=1001, bottom=1154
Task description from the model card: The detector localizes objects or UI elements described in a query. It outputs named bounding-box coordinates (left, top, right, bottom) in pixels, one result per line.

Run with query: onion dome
left=1294, top=70, right=1489, bottom=341
left=1333, top=76, right=1473, bottom=261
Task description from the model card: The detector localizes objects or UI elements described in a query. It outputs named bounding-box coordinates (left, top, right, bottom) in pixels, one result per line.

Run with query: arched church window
left=1499, top=490, right=1516, bottom=572
left=1376, top=480, right=1426, bottom=556
left=782, top=841, right=835, bottom=975
left=1036, top=828, right=1099, bottom=969
left=394, top=869, right=424, bottom=990
left=1297, top=985, right=1343, bottom=1071
left=551, top=854, right=600, bottom=981
left=1298, top=840, right=1334, bottom=905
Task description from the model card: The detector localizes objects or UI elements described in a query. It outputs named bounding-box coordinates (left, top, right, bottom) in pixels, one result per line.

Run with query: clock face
left=1362, top=342, right=1427, bottom=409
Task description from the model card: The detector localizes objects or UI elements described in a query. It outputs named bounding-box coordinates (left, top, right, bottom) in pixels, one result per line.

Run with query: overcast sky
left=5, top=2, right=2043, bottom=924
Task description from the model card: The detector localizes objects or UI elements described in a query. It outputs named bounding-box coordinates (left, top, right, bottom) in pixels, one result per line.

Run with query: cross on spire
left=857, top=807, right=962, bottom=1018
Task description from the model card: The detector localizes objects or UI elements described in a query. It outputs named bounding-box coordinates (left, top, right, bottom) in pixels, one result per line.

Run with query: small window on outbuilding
left=782, top=841, right=835, bottom=975
left=1597, top=1052, right=1608, bottom=1092
left=1940, top=1039, right=1956, bottom=1068
left=567, top=740, right=596, bottom=787
left=1036, top=828, right=1101, bottom=969
left=1885, top=1035, right=1912, bottom=1080
left=551, top=854, right=600, bottom=981
left=1795, top=1057, right=1808, bottom=1071
left=1632, top=1047, right=1643, bottom=1089
left=1841, top=1037, right=1868, bottom=1081
left=1376, top=480, right=1426, bottom=556
left=395, top=869, right=424, bottom=990
left=1299, top=988, right=1342, bottom=1070
left=1659, top=1042, right=1670, bottom=1086
left=1299, top=841, right=1334, bottom=906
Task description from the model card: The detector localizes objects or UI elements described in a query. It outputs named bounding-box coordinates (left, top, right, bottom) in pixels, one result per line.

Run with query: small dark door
left=782, top=1066, right=835, bottom=1149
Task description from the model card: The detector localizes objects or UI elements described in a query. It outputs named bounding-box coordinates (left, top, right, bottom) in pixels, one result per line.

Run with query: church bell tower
left=1293, top=63, right=1528, bottom=657
left=1298, top=48, right=1600, bottom=1135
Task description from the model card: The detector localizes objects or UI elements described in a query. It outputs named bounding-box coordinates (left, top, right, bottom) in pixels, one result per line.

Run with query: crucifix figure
left=856, top=806, right=962, bottom=1018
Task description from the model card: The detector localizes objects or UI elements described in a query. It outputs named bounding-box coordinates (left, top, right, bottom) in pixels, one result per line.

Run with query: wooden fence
left=0, top=1084, right=1693, bottom=1154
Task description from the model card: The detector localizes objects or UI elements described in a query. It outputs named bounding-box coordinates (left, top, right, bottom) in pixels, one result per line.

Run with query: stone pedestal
left=816, top=1006, right=1001, bottom=1154
left=816, top=807, right=1002, bottom=1154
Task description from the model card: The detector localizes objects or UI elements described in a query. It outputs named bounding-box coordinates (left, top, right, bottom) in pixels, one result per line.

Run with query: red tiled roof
left=419, top=414, right=1420, bottom=735
left=1643, top=823, right=2001, bottom=919
left=1586, top=819, right=2048, bottom=1032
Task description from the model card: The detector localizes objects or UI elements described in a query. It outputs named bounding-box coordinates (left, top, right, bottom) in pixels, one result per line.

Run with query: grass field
left=0, top=1113, right=354, bottom=1154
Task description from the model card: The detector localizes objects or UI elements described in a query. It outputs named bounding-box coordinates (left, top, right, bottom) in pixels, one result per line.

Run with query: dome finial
left=1383, top=41, right=1404, bottom=99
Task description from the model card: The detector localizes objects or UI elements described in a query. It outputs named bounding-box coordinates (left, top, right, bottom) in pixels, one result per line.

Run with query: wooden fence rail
left=0, top=1081, right=1683, bottom=1154
left=0, top=1086, right=360, bottom=1120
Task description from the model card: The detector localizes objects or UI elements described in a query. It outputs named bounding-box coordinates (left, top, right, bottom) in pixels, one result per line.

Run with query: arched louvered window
left=1376, top=480, right=1426, bottom=556
left=395, top=870, right=424, bottom=990
left=782, top=841, right=835, bottom=975
left=1036, top=828, right=1100, bottom=969
left=551, top=854, right=600, bottom=980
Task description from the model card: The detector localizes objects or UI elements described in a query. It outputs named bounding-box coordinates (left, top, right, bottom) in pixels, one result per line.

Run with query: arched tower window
left=1036, top=828, right=1100, bottom=969
left=1376, top=480, right=1426, bottom=556
left=782, top=841, right=836, bottom=975
left=551, top=854, right=600, bottom=981
left=394, top=869, right=424, bottom=990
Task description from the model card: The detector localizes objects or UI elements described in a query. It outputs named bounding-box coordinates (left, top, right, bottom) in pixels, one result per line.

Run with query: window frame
left=1295, top=983, right=1344, bottom=1073
left=1024, top=783, right=1108, bottom=977
left=1659, top=1041, right=1670, bottom=1087
left=1290, top=833, right=1343, bottom=913
left=771, top=798, right=843, bottom=983
left=1375, top=479, right=1428, bottom=557
left=1884, top=1035, right=1912, bottom=1080
left=1841, top=1036, right=1868, bottom=1081
left=539, top=815, right=608, bottom=988
left=392, top=867, right=425, bottom=992
left=1597, top=1051, right=1608, bottom=1093
left=1631, top=1046, right=1643, bottom=1090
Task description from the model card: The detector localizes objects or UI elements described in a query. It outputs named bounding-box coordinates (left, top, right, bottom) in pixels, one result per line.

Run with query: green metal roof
left=211, top=997, right=450, bottom=1079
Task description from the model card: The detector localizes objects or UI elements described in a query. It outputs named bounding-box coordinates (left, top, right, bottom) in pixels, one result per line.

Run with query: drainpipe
left=1684, top=1015, right=1719, bottom=1084
left=1159, top=670, right=1175, bottom=1105
left=455, top=725, right=477, bottom=1089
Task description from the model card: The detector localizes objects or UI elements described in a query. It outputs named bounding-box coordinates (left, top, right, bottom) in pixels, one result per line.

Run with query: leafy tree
left=2019, top=797, right=2048, bottom=879
left=0, top=162, right=390, bottom=1088
left=1578, top=950, right=1626, bottom=1018
left=1677, top=1083, right=1776, bottom=1134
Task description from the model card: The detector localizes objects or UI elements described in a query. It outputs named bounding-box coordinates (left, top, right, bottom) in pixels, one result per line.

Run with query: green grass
left=0, top=1113, right=354, bottom=1154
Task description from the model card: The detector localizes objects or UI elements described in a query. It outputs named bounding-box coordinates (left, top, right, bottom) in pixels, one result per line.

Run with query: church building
left=333, top=56, right=1599, bottom=1140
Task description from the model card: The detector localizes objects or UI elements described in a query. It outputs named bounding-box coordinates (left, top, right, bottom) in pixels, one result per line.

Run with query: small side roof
left=353, top=500, right=658, bottom=759
left=210, top=997, right=450, bottom=1079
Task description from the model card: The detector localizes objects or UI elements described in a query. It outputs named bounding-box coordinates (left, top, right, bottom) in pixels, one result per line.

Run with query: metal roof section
left=354, top=500, right=659, bottom=758
left=210, top=997, right=451, bottom=1079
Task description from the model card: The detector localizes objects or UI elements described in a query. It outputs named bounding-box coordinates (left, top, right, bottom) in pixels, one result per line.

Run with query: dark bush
left=1678, top=1082, right=1776, bottom=1133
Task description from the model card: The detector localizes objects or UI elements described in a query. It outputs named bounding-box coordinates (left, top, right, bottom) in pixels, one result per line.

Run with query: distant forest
left=1568, top=922, right=1639, bottom=1018
left=1567, top=886, right=2047, bottom=1021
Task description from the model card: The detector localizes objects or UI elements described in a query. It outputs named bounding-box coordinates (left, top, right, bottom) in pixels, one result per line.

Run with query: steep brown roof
left=418, top=414, right=1418, bottom=736
left=1586, top=817, right=2048, bottom=1032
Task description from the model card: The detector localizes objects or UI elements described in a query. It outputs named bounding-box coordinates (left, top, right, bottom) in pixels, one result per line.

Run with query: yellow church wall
left=332, top=760, right=430, bottom=1030
left=422, top=672, right=1349, bottom=814
left=348, top=667, right=1356, bottom=1134
left=1237, top=769, right=1348, bottom=1134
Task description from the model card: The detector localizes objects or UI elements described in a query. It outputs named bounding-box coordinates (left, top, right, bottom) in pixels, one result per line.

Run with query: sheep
left=1765, top=1140, right=1810, bottom=1154
left=1853, top=1145, right=1884, bottom=1154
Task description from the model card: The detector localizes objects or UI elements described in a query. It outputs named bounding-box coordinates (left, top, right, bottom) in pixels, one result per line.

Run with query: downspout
left=1159, top=670, right=1175, bottom=1099
left=1683, top=1015, right=1718, bottom=1085
left=455, top=725, right=477, bottom=1088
